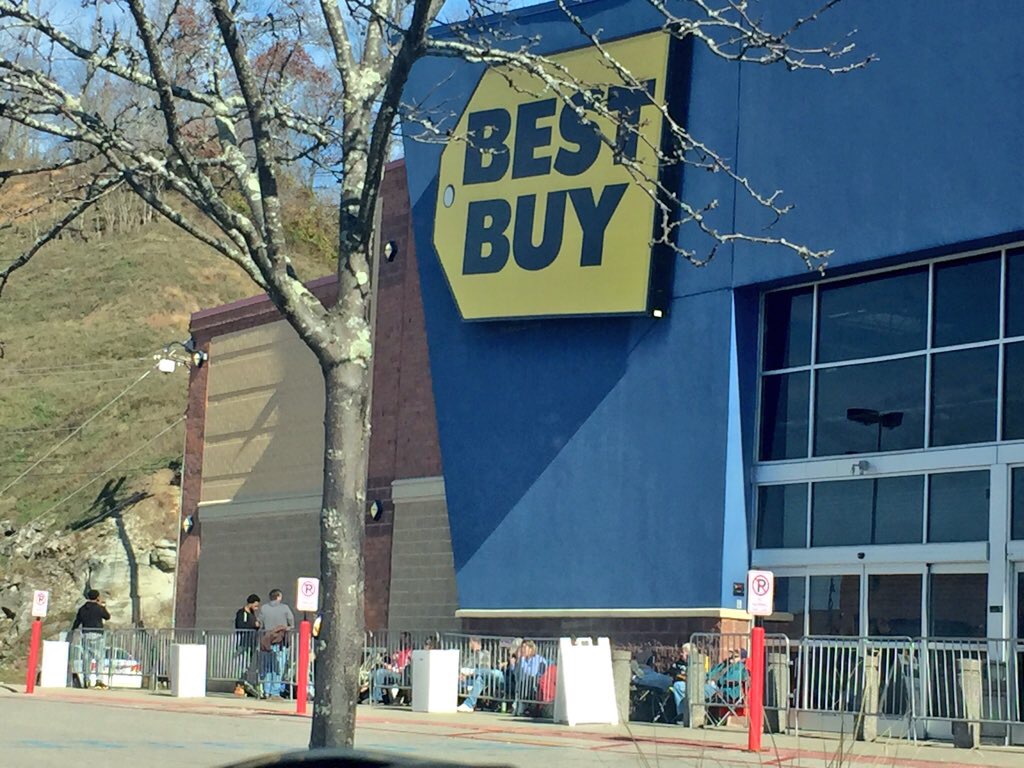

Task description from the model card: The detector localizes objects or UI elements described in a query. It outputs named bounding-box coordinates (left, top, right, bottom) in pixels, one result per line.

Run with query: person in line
left=705, top=648, right=749, bottom=703
left=258, top=588, right=295, bottom=699
left=669, top=643, right=691, bottom=724
left=72, top=589, right=111, bottom=689
left=512, top=640, right=547, bottom=716
left=371, top=632, right=413, bottom=704
left=458, top=637, right=504, bottom=712
left=233, top=593, right=261, bottom=697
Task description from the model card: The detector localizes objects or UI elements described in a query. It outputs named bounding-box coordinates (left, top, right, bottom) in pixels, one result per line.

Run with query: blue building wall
left=402, top=0, right=1024, bottom=610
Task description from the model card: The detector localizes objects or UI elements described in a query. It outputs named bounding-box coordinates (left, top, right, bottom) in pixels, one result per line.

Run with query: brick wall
left=175, top=159, right=445, bottom=630
left=365, top=162, right=445, bottom=629
left=195, top=511, right=322, bottom=628
left=386, top=490, right=459, bottom=632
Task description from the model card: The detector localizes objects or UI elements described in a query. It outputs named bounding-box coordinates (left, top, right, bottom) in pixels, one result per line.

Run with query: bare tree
left=0, top=0, right=868, bottom=747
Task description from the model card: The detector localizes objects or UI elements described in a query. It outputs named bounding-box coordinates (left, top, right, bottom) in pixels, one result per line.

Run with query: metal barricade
left=788, top=636, right=918, bottom=741
left=363, top=631, right=559, bottom=716
left=438, top=632, right=519, bottom=710
left=362, top=629, right=441, bottom=705
left=919, top=637, right=1018, bottom=731
left=688, top=632, right=752, bottom=727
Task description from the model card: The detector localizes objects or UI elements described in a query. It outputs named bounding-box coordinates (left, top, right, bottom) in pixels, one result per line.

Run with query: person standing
left=258, top=588, right=294, bottom=699
left=670, top=643, right=691, bottom=724
left=72, top=589, right=110, bottom=689
left=233, top=593, right=261, bottom=696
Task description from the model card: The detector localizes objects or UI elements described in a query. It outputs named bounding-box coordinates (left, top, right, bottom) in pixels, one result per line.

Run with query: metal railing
left=57, top=626, right=1024, bottom=743
left=686, top=632, right=790, bottom=728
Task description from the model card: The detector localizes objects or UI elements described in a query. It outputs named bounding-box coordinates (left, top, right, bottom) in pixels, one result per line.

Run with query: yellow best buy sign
left=433, top=32, right=675, bottom=320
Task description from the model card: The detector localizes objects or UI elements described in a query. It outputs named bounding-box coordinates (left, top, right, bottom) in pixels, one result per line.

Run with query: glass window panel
left=1003, top=342, right=1024, bottom=440
left=933, top=254, right=1000, bottom=347
left=813, top=480, right=871, bottom=547
left=759, top=372, right=809, bottom=461
left=873, top=475, right=926, bottom=545
left=763, top=288, right=813, bottom=370
left=1012, top=467, right=1024, bottom=541
left=928, top=471, right=990, bottom=543
left=1018, top=572, right=1024, bottom=642
left=868, top=574, right=922, bottom=637
left=930, top=346, right=998, bottom=447
left=812, top=476, right=923, bottom=547
left=1007, top=248, right=1024, bottom=338
left=814, top=358, right=925, bottom=457
left=757, top=484, right=808, bottom=548
left=929, top=573, right=987, bottom=638
left=809, top=575, right=861, bottom=635
left=817, top=268, right=927, bottom=363
left=765, top=576, right=806, bottom=638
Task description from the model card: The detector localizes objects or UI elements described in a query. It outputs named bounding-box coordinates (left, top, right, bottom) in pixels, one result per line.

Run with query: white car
left=70, top=645, right=144, bottom=689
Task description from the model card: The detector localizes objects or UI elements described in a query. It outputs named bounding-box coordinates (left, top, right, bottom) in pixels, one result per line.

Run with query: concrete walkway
left=4, top=684, right=1023, bottom=767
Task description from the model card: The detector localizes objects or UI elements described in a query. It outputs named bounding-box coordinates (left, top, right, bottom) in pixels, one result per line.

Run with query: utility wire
left=23, top=415, right=185, bottom=531
left=0, top=368, right=153, bottom=496
left=0, top=357, right=151, bottom=375
left=0, top=414, right=176, bottom=436
left=1, top=372, right=155, bottom=391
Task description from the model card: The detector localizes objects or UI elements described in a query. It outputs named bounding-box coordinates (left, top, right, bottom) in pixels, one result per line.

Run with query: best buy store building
left=398, top=0, right=1024, bottom=642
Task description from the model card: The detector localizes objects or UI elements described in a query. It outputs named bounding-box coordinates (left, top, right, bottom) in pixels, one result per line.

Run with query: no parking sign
left=746, top=570, right=774, bottom=617
left=296, top=577, right=320, bottom=613
left=31, top=590, right=49, bottom=618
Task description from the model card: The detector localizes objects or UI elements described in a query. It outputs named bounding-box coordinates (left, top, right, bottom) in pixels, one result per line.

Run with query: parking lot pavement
left=4, top=686, right=1024, bottom=768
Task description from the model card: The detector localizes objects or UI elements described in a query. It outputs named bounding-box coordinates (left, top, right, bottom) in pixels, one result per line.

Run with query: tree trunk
left=310, top=359, right=370, bottom=748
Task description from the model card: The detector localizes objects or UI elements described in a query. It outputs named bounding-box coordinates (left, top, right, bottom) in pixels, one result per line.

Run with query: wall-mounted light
left=159, top=336, right=208, bottom=372
left=383, top=241, right=398, bottom=262
left=181, top=515, right=195, bottom=534
left=368, top=500, right=383, bottom=520
left=652, top=308, right=664, bottom=319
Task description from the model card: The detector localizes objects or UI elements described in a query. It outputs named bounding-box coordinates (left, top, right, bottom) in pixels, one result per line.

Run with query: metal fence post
left=689, top=651, right=707, bottom=728
left=766, top=651, right=789, bottom=734
left=957, top=657, right=983, bottom=749
left=611, top=649, right=632, bottom=723
left=860, top=648, right=880, bottom=742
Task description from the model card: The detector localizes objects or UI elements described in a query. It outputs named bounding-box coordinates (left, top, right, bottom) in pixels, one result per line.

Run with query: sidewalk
left=8, top=684, right=1024, bottom=767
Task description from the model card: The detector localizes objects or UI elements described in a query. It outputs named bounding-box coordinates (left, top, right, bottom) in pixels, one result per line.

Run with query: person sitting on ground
left=371, top=632, right=413, bottom=703
left=458, top=637, right=504, bottom=712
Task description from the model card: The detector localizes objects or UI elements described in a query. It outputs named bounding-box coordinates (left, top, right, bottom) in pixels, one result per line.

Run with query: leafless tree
left=0, top=0, right=869, bottom=747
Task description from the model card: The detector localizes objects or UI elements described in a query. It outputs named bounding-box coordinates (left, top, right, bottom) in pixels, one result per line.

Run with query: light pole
left=846, top=408, right=904, bottom=544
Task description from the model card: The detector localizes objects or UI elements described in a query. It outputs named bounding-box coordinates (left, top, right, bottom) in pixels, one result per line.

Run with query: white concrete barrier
left=411, top=649, right=459, bottom=713
left=40, top=640, right=69, bottom=688
left=171, top=644, right=207, bottom=698
left=554, top=637, right=618, bottom=726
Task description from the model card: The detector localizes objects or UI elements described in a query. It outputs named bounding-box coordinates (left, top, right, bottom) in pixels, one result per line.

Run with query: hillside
left=0, top=177, right=337, bottom=674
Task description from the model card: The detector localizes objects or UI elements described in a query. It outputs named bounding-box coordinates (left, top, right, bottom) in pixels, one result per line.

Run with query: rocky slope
left=0, top=470, right=179, bottom=675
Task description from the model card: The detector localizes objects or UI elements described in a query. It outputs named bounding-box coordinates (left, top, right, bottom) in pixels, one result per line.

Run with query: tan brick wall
left=195, top=509, right=321, bottom=629
left=386, top=479, right=459, bottom=632
left=178, top=160, right=444, bottom=630
left=201, top=320, right=324, bottom=505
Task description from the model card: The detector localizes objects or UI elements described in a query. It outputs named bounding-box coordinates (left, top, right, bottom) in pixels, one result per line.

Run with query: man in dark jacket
left=72, top=589, right=110, bottom=689
left=233, top=594, right=261, bottom=696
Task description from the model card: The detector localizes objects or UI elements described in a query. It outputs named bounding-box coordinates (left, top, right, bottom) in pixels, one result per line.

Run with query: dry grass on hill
left=0, top=176, right=338, bottom=543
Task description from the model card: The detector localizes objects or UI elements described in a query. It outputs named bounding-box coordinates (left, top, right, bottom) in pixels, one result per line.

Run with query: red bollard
left=747, top=626, right=765, bottom=752
left=25, top=617, right=42, bottom=694
left=297, top=619, right=311, bottom=715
